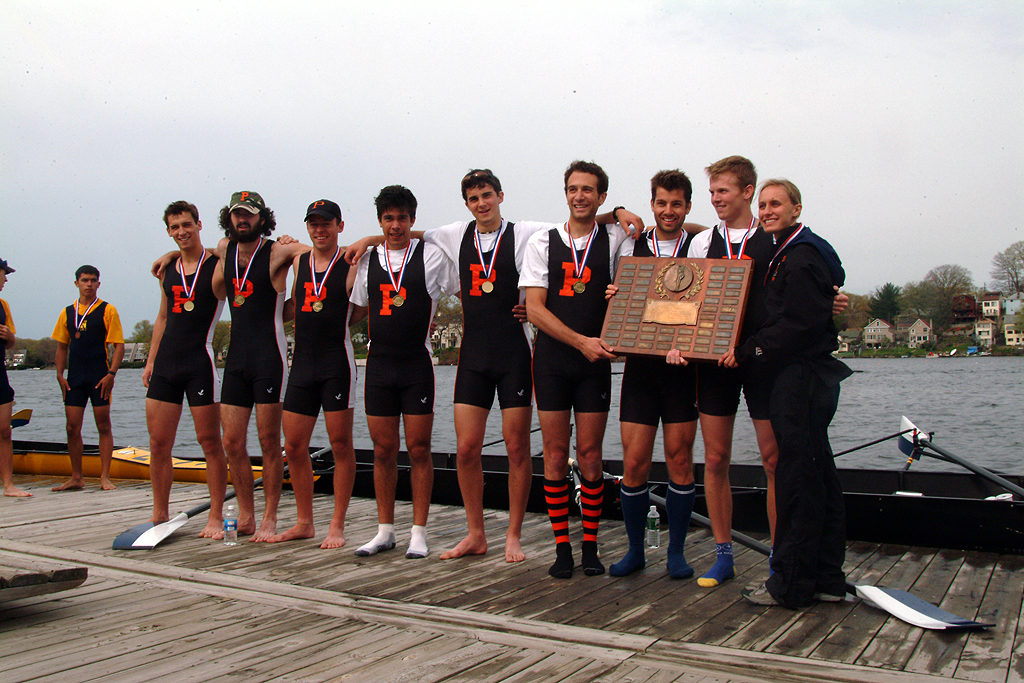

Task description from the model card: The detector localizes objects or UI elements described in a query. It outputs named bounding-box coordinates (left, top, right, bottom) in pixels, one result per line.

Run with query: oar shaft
left=832, top=429, right=914, bottom=458
left=922, top=442, right=1024, bottom=499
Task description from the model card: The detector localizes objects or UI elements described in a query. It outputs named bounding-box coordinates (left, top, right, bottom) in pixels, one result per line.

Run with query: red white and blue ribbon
left=723, top=216, right=757, bottom=260
left=309, top=244, right=342, bottom=299
left=474, top=220, right=506, bottom=282
left=765, top=223, right=804, bottom=278
left=178, top=250, right=208, bottom=302
left=383, top=240, right=413, bottom=295
left=565, top=222, right=598, bottom=278
left=650, top=231, right=685, bottom=258
left=234, top=236, right=264, bottom=294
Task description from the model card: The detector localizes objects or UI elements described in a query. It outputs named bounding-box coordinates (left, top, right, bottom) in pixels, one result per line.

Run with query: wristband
left=107, top=370, right=117, bottom=376
left=611, top=206, right=625, bottom=223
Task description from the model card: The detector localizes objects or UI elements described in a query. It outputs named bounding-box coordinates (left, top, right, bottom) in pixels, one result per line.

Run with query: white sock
left=355, top=524, right=395, bottom=556
left=406, top=524, right=428, bottom=558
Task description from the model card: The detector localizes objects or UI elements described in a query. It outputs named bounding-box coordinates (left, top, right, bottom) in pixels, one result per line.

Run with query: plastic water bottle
left=646, top=505, right=660, bottom=548
left=223, top=501, right=238, bottom=546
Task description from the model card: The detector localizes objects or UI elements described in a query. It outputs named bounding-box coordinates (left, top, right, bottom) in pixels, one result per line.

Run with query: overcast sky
left=2, top=1, right=1021, bottom=338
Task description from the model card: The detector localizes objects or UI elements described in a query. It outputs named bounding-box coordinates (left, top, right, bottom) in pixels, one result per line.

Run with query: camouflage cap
left=229, top=191, right=265, bottom=215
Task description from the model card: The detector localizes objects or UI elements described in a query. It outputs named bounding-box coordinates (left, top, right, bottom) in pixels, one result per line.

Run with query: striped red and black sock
left=579, top=476, right=604, bottom=543
left=544, top=478, right=571, bottom=545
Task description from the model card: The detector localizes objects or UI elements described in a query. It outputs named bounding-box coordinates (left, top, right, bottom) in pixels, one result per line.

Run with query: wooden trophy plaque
left=601, top=257, right=753, bottom=361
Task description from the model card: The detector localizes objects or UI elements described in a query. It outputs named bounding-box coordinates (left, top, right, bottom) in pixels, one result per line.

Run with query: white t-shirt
left=686, top=223, right=759, bottom=259
left=519, top=223, right=630, bottom=290
left=351, top=238, right=457, bottom=353
left=424, top=219, right=559, bottom=277
left=616, top=230, right=688, bottom=260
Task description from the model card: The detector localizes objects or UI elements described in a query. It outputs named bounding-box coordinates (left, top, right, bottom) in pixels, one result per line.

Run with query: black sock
left=548, top=541, right=574, bottom=578
left=581, top=540, right=604, bottom=576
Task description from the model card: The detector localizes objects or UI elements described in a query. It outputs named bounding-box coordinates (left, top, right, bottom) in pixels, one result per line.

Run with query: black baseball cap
left=305, top=199, right=342, bottom=221
left=0, top=258, right=14, bottom=274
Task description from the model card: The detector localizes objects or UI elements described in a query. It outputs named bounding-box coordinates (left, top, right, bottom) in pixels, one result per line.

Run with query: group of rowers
left=0, top=155, right=853, bottom=608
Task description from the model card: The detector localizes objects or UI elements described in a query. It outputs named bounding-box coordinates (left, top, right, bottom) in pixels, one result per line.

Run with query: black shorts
left=696, top=362, right=771, bottom=420
left=619, top=356, right=698, bottom=426
left=283, top=353, right=353, bottom=417
left=146, top=359, right=220, bottom=407
left=64, top=381, right=110, bottom=408
left=364, top=352, right=434, bottom=417
left=453, top=363, right=532, bottom=410
left=532, top=345, right=611, bottom=413
left=221, top=361, right=286, bottom=408
left=0, top=376, right=13, bottom=405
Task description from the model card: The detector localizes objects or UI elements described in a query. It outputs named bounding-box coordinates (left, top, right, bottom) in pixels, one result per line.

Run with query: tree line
left=835, top=241, right=1023, bottom=333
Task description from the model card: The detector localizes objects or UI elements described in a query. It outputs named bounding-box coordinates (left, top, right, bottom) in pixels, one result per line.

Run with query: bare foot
left=251, top=517, right=278, bottom=542
left=100, top=478, right=117, bottom=491
left=199, top=517, right=224, bottom=539
left=320, top=523, right=346, bottom=549
left=440, top=533, right=487, bottom=560
left=51, top=478, right=85, bottom=492
left=4, top=485, right=32, bottom=497
left=237, top=516, right=256, bottom=537
left=267, top=523, right=315, bottom=543
left=505, top=534, right=526, bottom=563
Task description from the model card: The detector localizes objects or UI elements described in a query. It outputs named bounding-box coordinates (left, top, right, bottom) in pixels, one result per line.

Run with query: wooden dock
left=2, top=473, right=1022, bottom=681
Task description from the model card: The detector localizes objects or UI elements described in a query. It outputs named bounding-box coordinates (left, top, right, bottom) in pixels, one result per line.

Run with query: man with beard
left=154, top=191, right=308, bottom=540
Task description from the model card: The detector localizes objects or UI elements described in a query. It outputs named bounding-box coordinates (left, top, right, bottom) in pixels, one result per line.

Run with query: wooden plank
left=957, top=553, right=1024, bottom=682
left=440, top=647, right=553, bottom=682
left=904, top=550, right=996, bottom=678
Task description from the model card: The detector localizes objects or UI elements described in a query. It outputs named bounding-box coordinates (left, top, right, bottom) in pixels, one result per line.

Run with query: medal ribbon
left=650, top=231, right=685, bottom=258
left=73, top=298, right=99, bottom=331
left=473, top=220, right=506, bottom=282
left=383, top=240, right=413, bottom=297
left=309, top=245, right=342, bottom=300
left=723, top=216, right=757, bottom=260
left=233, top=237, right=264, bottom=296
left=765, top=223, right=805, bottom=282
left=178, top=250, right=208, bottom=303
left=565, top=222, right=597, bottom=278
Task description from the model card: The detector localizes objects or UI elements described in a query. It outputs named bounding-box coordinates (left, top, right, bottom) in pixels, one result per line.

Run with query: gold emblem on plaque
left=654, top=261, right=704, bottom=300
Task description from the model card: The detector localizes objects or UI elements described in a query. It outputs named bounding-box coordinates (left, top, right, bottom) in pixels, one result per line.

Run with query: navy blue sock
left=697, top=542, right=735, bottom=587
left=610, top=483, right=648, bottom=577
left=666, top=481, right=695, bottom=579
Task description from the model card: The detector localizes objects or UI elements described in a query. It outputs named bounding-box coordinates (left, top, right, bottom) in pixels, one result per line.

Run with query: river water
left=9, top=357, right=1023, bottom=473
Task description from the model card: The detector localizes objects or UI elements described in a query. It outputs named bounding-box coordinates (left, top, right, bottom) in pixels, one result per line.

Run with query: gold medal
left=480, top=280, right=494, bottom=294
left=183, top=300, right=195, bottom=312
left=392, top=295, right=405, bottom=307
left=234, top=294, right=246, bottom=306
left=573, top=281, right=586, bottom=294
left=312, top=300, right=324, bottom=312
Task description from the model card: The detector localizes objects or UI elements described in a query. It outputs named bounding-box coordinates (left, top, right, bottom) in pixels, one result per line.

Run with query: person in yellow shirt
left=51, top=265, right=124, bottom=491
left=1, top=258, right=30, bottom=497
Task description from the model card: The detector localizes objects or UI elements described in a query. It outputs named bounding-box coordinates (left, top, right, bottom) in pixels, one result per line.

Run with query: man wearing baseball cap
left=153, top=190, right=310, bottom=540
left=0, top=258, right=30, bottom=497
left=270, top=198, right=359, bottom=549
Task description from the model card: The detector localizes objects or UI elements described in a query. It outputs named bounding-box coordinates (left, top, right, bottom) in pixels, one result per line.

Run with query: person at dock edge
left=50, top=265, right=125, bottom=492
left=723, top=179, right=851, bottom=608
left=607, top=170, right=703, bottom=579
left=520, top=161, right=631, bottom=578
left=350, top=185, right=457, bottom=559
left=144, top=201, right=228, bottom=538
left=269, top=199, right=359, bottom=549
left=344, top=170, right=642, bottom=564
left=0, top=258, right=31, bottom=497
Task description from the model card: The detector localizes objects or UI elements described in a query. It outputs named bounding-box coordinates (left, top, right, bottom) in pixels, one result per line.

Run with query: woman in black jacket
left=721, top=179, right=852, bottom=608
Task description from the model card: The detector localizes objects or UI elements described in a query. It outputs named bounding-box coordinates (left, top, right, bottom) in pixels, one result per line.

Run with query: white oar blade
left=898, top=415, right=929, bottom=457
left=854, top=585, right=992, bottom=630
left=112, top=512, right=189, bottom=550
